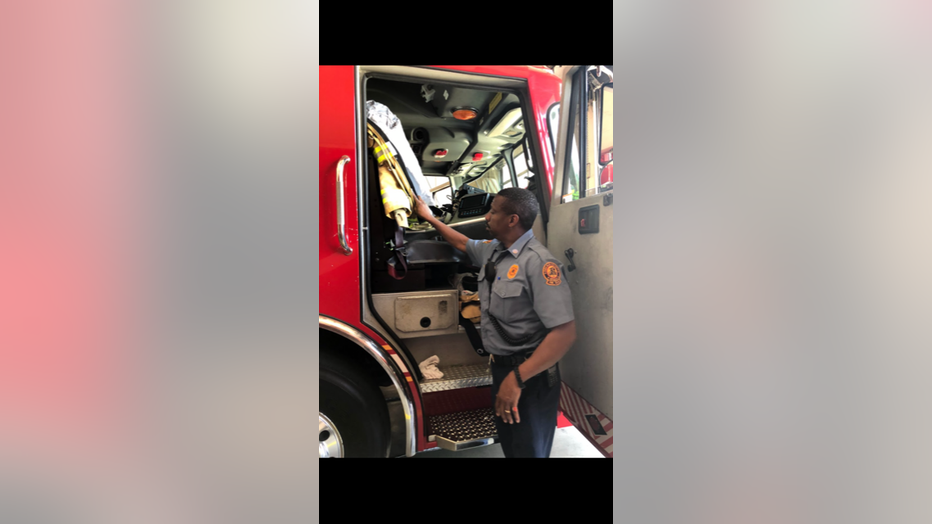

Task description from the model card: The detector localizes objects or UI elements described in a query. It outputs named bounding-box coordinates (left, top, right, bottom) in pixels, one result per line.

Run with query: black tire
left=320, top=350, right=391, bottom=458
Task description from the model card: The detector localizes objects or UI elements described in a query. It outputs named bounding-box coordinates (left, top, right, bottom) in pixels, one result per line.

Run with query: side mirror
left=599, top=84, right=613, bottom=166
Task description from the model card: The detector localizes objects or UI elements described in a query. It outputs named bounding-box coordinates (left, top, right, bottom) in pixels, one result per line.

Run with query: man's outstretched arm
left=413, top=196, right=470, bottom=253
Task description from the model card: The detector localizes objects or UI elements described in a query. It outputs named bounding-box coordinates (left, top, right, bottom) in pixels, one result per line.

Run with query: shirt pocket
left=492, top=280, right=528, bottom=324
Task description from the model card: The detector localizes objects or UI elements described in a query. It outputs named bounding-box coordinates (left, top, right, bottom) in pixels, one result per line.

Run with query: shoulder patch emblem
left=543, top=262, right=562, bottom=286
left=483, top=240, right=492, bottom=244
left=507, top=265, right=519, bottom=279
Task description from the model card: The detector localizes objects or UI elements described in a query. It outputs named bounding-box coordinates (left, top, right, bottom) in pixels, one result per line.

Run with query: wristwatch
left=513, top=366, right=526, bottom=389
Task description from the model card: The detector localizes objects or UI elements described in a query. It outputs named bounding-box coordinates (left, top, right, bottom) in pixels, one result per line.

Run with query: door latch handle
left=336, top=155, right=352, bottom=256
left=564, top=248, right=577, bottom=272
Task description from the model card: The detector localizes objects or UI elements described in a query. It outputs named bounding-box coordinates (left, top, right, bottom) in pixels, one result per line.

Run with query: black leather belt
left=490, top=351, right=560, bottom=387
left=490, top=351, right=534, bottom=367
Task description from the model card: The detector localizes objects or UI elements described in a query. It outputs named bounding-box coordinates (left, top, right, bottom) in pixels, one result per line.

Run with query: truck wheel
left=319, top=351, right=390, bottom=458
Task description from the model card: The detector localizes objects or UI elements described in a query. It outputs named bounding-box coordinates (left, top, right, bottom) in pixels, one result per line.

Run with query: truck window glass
left=501, top=160, right=513, bottom=189
left=512, top=145, right=532, bottom=189
left=562, top=69, right=612, bottom=202
left=467, top=164, right=503, bottom=194
left=426, top=176, right=453, bottom=204
left=562, top=108, right=581, bottom=202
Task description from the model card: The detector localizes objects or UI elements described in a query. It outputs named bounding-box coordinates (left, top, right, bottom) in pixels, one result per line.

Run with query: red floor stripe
left=556, top=411, right=573, bottom=428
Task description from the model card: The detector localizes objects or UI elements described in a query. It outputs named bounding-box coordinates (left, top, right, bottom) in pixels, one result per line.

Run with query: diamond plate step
left=420, top=363, right=492, bottom=393
left=429, top=408, right=498, bottom=451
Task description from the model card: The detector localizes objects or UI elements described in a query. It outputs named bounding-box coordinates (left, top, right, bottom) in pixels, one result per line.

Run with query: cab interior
left=364, top=76, right=548, bottom=295
left=362, top=76, right=550, bottom=443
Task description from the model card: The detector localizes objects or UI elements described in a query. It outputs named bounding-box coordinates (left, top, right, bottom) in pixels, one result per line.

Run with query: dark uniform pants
left=490, top=360, right=561, bottom=458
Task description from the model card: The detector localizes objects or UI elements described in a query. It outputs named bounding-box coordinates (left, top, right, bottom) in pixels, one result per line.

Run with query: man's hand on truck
left=414, top=195, right=469, bottom=254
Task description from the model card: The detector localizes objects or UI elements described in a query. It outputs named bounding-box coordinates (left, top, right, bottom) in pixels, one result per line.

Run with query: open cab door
left=549, top=66, right=614, bottom=457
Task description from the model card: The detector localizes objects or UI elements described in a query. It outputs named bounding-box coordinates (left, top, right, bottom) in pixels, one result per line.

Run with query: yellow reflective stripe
left=377, top=152, right=395, bottom=164
left=375, top=143, right=396, bottom=164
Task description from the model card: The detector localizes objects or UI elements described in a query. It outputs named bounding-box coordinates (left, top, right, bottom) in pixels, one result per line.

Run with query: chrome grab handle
left=336, top=155, right=352, bottom=256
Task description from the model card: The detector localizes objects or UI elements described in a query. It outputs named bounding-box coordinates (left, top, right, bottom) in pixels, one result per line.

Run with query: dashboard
left=455, top=193, right=493, bottom=219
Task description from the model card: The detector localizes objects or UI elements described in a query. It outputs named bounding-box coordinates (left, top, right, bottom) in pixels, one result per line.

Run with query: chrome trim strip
left=320, top=315, right=417, bottom=457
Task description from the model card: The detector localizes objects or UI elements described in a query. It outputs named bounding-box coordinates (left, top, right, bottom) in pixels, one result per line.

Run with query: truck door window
left=501, top=160, right=513, bottom=189
left=466, top=164, right=503, bottom=194
left=426, top=176, right=453, bottom=204
left=561, top=67, right=612, bottom=202
left=561, top=107, right=582, bottom=202
left=512, top=144, right=532, bottom=189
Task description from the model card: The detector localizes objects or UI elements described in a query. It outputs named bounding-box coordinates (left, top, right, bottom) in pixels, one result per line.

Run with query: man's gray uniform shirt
left=464, top=229, right=574, bottom=356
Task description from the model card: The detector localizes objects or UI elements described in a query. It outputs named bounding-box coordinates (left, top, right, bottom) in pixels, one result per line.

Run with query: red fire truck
left=319, top=65, right=614, bottom=457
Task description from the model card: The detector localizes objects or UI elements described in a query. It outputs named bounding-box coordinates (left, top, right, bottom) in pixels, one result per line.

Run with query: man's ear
left=508, top=214, right=520, bottom=228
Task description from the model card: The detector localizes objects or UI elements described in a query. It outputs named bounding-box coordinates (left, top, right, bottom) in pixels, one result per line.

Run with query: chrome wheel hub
left=319, top=413, right=343, bottom=458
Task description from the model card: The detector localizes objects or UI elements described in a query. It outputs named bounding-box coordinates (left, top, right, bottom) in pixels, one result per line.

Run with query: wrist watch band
left=513, top=366, right=526, bottom=389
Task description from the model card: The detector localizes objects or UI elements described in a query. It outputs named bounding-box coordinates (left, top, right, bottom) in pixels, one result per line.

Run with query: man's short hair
left=497, top=188, right=540, bottom=231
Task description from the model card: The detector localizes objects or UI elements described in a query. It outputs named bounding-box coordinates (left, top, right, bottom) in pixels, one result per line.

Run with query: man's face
left=485, top=196, right=515, bottom=241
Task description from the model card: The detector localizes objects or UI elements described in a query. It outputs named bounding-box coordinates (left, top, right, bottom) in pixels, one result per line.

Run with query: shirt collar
left=496, top=229, right=535, bottom=258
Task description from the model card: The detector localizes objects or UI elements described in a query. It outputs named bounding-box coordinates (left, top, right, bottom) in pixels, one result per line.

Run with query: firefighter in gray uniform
left=415, top=188, right=576, bottom=458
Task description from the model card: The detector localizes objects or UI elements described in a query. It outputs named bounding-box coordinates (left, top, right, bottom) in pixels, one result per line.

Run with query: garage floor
left=412, top=425, right=605, bottom=458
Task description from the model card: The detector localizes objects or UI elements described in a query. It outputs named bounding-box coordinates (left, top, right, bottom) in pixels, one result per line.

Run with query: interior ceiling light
left=453, top=108, right=478, bottom=121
